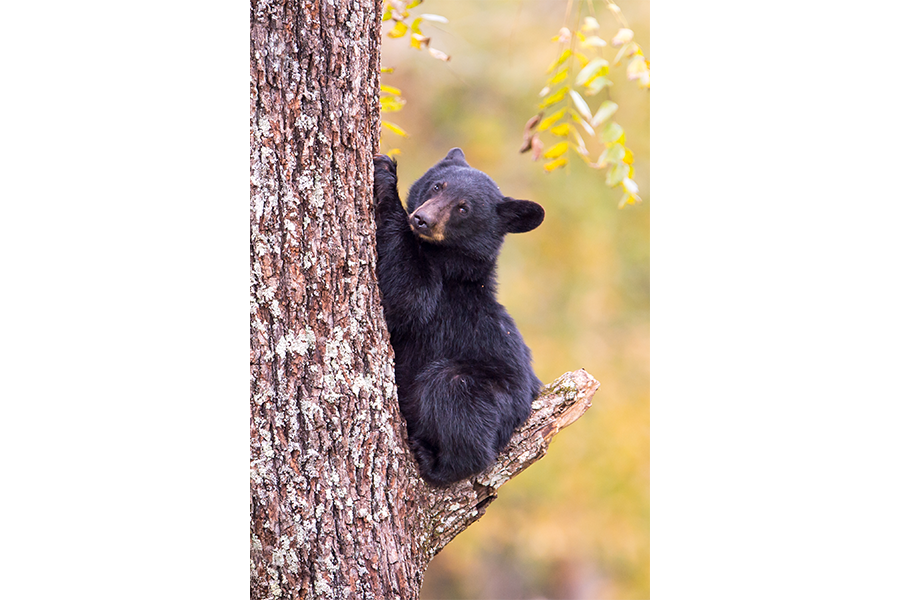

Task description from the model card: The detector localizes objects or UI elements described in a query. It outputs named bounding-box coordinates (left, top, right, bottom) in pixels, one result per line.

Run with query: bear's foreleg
left=373, top=155, right=442, bottom=330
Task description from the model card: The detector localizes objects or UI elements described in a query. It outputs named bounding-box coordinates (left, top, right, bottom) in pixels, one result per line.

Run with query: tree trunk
left=250, top=2, right=599, bottom=599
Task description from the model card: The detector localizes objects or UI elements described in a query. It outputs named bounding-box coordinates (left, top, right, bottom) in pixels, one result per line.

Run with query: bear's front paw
left=374, top=154, right=397, bottom=177
left=373, top=154, right=398, bottom=206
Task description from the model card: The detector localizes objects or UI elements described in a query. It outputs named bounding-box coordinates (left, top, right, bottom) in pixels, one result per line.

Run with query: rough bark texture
left=250, top=2, right=599, bottom=599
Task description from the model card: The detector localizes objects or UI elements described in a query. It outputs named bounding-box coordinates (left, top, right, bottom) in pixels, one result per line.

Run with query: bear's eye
left=458, top=203, right=468, bottom=215
left=431, top=183, right=442, bottom=193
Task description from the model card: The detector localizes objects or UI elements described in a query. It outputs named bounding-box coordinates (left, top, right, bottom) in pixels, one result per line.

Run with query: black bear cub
left=373, top=148, right=545, bottom=486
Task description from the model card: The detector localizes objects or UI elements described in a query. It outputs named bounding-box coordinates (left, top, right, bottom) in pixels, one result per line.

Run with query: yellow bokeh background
left=382, top=1, right=649, bottom=597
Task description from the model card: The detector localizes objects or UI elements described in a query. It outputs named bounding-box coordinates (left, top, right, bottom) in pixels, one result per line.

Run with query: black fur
left=373, top=148, right=545, bottom=486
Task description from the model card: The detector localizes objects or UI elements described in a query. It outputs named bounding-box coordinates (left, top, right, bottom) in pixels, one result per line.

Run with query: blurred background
left=381, top=1, right=649, bottom=597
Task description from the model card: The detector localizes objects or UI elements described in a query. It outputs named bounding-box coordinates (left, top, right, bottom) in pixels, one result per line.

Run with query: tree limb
left=420, top=369, right=600, bottom=556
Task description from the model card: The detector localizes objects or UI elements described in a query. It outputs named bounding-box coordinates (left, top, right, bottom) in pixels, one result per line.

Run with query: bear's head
left=405, top=148, right=544, bottom=260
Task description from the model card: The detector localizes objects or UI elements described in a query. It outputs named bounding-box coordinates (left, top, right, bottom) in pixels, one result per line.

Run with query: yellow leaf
left=382, top=120, right=409, bottom=138
left=386, top=21, right=408, bottom=38
left=575, top=58, right=609, bottom=86
left=380, top=84, right=402, bottom=96
left=547, top=49, right=572, bottom=73
left=537, top=107, right=567, bottom=131
left=618, top=192, right=641, bottom=208
left=543, top=141, right=569, bottom=159
left=410, top=33, right=430, bottom=50
left=544, top=157, right=569, bottom=172
left=549, top=123, right=570, bottom=137
left=380, top=96, right=406, bottom=112
left=549, top=68, right=568, bottom=85
left=539, top=86, right=569, bottom=109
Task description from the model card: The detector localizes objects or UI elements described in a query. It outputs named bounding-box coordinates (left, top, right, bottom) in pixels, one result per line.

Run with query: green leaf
left=543, top=157, right=569, bottom=172
left=569, top=90, right=592, bottom=121
left=539, top=86, right=569, bottom=109
left=602, top=121, right=625, bottom=143
left=613, top=41, right=637, bottom=66
left=537, top=107, right=567, bottom=131
left=382, top=120, right=409, bottom=138
left=591, top=101, right=618, bottom=127
left=606, top=143, right=625, bottom=164
left=606, top=162, right=628, bottom=186
left=584, top=76, right=611, bottom=96
left=543, top=141, right=569, bottom=159
left=575, top=58, right=609, bottom=86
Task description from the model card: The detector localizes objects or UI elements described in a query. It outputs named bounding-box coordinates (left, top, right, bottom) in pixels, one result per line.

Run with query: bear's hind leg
left=407, top=360, right=510, bottom=486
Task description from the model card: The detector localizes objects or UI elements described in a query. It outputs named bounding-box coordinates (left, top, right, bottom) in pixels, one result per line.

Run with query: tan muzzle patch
left=409, top=196, right=452, bottom=242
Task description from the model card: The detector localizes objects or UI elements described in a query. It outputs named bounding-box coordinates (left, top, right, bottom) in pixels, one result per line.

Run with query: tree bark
left=250, top=2, right=599, bottom=599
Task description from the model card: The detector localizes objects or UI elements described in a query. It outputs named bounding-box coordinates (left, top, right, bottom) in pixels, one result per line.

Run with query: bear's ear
left=498, top=198, right=545, bottom=234
left=440, top=147, right=469, bottom=166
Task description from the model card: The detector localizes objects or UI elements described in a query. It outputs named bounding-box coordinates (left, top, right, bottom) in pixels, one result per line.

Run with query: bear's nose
left=411, top=213, right=431, bottom=231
